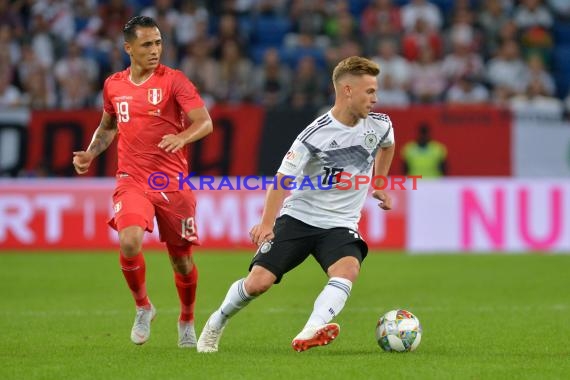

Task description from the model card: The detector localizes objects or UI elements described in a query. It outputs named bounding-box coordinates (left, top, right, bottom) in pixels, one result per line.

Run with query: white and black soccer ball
left=376, top=309, right=422, bottom=352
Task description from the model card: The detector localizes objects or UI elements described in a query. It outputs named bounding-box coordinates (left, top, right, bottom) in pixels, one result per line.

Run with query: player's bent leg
left=326, top=256, right=361, bottom=282
left=292, top=256, right=361, bottom=351
left=292, top=323, right=340, bottom=352
left=197, top=267, right=275, bottom=353
left=244, top=265, right=277, bottom=296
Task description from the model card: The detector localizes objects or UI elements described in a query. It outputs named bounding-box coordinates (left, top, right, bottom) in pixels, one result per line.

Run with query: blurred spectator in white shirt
left=510, top=78, right=564, bottom=120
left=377, top=73, right=410, bottom=107
left=441, top=39, right=484, bottom=83
left=486, top=40, right=528, bottom=95
left=175, top=1, right=209, bottom=48
left=0, top=71, right=23, bottom=108
left=513, top=0, right=553, bottom=30
left=401, top=0, right=442, bottom=32
left=54, top=41, right=99, bottom=109
left=523, top=54, right=555, bottom=96
left=478, top=0, right=511, bottom=58
left=548, top=0, right=570, bottom=19
left=372, top=39, right=410, bottom=91
left=409, top=47, right=446, bottom=103
left=29, top=14, right=55, bottom=68
left=446, top=75, right=490, bottom=104
left=32, top=0, right=75, bottom=42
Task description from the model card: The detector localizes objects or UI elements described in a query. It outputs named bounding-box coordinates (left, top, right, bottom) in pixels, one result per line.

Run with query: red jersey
left=103, top=64, right=204, bottom=191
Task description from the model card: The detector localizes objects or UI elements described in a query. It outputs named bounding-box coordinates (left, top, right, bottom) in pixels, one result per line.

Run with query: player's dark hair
left=123, top=16, right=159, bottom=42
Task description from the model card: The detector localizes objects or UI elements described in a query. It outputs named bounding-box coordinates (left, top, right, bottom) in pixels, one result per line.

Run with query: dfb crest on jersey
left=364, top=131, right=378, bottom=149
left=147, top=88, right=162, bottom=105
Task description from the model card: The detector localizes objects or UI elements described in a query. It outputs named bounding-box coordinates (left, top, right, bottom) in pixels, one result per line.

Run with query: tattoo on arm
left=87, top=115, right=117, bottom=157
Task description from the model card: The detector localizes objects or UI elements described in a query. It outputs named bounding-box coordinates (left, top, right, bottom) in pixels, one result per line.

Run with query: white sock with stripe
left=304, top=277, right=352, bottom=329
left=209, top=278, right=255, bottom=329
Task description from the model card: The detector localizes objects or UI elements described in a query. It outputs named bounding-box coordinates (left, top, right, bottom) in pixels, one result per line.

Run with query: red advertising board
left=0, top=179, right=405, bottom=251
left=377, top=105, right=512, bottom=176
left=24, top=105, right=265, bottom=177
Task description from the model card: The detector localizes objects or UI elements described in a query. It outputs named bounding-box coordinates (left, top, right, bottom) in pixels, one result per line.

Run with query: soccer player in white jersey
left=197, top=56, right=395, bottom=353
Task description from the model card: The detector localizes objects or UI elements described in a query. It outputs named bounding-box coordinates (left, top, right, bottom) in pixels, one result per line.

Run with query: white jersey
left=277, top=110, right=395, bottom=230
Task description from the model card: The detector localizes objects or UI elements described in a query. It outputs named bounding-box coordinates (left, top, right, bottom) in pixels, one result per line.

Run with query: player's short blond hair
left=332, top=56, right=380, bottom=84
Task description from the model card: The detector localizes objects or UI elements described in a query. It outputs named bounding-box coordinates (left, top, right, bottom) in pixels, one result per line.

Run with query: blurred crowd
left=2, top=0, right=570, bottom=119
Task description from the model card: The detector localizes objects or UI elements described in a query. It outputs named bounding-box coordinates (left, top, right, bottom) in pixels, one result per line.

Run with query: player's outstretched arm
left=372, top=144, right=395, bottom=210
left=159, top=106, right=213, bottom=153
left=249, top=173, right=292, bottom=246
left=72, top=111, right=117, bottom=175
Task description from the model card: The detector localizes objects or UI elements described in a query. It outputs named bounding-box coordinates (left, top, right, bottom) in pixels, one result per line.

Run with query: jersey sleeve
left=172, top=71, right=205, bottom=114
left=277, top=138, right=311, bottom=177
left=102, top=78, right=115, bottom=116
left=375, top=115, right=395, bottom=148
left=380, top=122, right=395, bottom=148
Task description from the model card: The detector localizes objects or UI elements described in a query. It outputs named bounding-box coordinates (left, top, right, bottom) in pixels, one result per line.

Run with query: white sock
left=209, top=278, right=255, bottom=329
left=304, top=277, right=352, bottom=329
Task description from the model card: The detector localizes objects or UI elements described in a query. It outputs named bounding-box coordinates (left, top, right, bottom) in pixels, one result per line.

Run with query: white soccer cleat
left=178, top=321, right=197, bottom=348
left=291, top=323, right=340, bottom=352
left=130, top=304, right=156, bottom=345
left=197, top=316, right=225, bottom=353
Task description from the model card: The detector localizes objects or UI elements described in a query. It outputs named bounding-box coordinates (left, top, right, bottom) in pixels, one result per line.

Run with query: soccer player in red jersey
left=72, top=16, right=213, bottom=348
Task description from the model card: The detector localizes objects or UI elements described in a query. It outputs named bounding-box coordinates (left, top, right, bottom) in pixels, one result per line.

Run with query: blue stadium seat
left=553, top=22, right=570, bottom=45
left=281, top=46, right=326, bottom=69
left=431, top=0, right=454, bottom=13
left=552, top=46, right=570, bottom=72
left=554, top=71, right=570, bottom=98
left=348, top=0, right=369, bottom=16
left=393, top=0, right=410, bottom=6
left=251, top=16, right=291, bottom=47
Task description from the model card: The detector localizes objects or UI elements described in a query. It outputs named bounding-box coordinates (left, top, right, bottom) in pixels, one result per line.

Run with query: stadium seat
left=348, top=0, right=369, bottom=16
left=281, top=46, right=326, bottom=69
left=553, top=22, right=570, bottom=46
left=553, top=71, right=570, bottom=98
left=251, top=16, right=291, bottom=47
left=393, top=0, right=410, bottom=6
left=552, top=46, right=570, bottom=72
left=431, top=0, right=454, bottom=13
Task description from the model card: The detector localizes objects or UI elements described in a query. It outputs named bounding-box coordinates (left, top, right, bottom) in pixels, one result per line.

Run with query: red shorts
left=108, top=177, right=200, bottom=246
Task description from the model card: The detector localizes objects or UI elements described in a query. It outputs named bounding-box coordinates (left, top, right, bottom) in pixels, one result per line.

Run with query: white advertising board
left=408, top=179, right=570, bottom=253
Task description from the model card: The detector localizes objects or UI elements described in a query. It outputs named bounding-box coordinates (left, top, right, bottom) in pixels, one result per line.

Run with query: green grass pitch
left=1, top=251, right=569, bottom=380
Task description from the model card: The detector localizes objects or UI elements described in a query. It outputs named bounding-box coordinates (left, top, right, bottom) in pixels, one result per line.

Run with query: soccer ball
left=376, top=309, right=422, bottom=352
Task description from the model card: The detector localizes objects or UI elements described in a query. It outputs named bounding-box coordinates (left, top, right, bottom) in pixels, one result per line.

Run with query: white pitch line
left=0, top=304, right=568, bottom=318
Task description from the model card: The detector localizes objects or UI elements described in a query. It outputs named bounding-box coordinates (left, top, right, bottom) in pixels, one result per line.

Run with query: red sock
left=175, top=265, right=198, bottom=322
left=119, top=252, right=150, bottom=308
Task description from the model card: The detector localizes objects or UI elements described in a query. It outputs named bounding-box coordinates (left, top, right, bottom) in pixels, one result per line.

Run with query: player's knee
left=171, top=257, right=194, bottom=275
left=167, top=244, right=193, bottom=274
left=244, top=268, right=276, bottom=296
left=119, top=233, right=143, bottom=256
left=172, top=261, right=193, bottom=275
left=119, top=226, right=144, bottom=256
left=327, top=257, right=360, bottom=282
